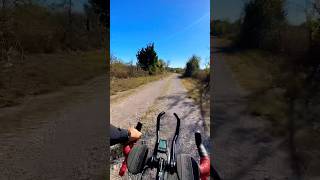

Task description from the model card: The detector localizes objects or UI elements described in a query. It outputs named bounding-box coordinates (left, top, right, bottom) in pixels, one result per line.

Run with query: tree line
left=0, top=0, right=107, bottom=63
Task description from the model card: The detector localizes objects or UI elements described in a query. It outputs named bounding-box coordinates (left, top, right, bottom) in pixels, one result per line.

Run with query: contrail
left=160, top=12, right=210, bottom=43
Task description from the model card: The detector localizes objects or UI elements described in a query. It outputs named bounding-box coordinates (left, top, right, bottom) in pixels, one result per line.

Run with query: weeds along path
left=213, top=46, right=294, bottom=180
left=110, top=74, right=210, bottom=179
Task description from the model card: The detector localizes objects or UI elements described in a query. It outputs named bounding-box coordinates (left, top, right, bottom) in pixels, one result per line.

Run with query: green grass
left=0, top=50, right=106, bottom=107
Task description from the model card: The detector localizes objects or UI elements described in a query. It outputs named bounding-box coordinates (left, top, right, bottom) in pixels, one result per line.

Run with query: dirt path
left=212, top=46, right=295, bottom=180
left=0, top=76, right=108, bottom=180
left=110, top=75, right=172, bottom=128
left=110, top=74, right=210, bottom=179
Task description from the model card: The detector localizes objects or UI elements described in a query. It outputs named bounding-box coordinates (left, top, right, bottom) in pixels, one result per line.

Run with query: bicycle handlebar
left=121, top=112, right=212, bottom=180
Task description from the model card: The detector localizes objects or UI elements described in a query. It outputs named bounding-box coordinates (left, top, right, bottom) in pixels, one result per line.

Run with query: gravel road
left=110, top=74, right=210, bottom=179
left=0, top=76, right=108, bottom=180
left=212, top=46, right=295, bottom=180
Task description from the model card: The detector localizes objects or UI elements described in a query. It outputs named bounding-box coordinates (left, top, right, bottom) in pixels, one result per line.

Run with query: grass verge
left=181, top=78, right=201, bottom=103
left=181, top=77, right=210, bottom=133
left=223, top=49, right=287, bottom=133
left=110, top=73, right=170, bottom=95
left=222, top=44, right=320, bottom=177
left=0, top=50, right=106, bottom=108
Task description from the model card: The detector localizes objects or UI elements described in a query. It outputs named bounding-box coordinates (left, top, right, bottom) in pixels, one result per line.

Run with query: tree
left=136, top=43, right=158, bottom=74
left=88, top=0, right=108, bottom=27
left=239, top=0, right=286, bottom=50
left=157, top=59, right=166, bottom=73
left=184, top=55, right=200, bottom=77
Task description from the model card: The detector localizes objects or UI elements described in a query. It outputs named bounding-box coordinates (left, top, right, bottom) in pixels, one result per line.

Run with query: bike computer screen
left=158, top=139, right=167, bottom=153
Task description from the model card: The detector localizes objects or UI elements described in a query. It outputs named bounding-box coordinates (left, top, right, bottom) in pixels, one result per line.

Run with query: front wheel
left=127, top=168, right=155, bottom=180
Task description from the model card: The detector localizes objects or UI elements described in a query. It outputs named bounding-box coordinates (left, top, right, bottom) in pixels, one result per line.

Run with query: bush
left=194, top=70, right=210, bottom=83
left=110, top=55, right=149, bottom=78
left=184, top=55, right=200, bottom=77
left=136, top=43, right=159, bottom=74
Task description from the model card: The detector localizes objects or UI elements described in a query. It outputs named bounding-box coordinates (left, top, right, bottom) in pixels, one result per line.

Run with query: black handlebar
left=126, top=112, right=213, bottom=180
left=149, top=112, right=181, bottom=177
left=169, top=113, right=180, bottom=170
left=153, top=111, right=166, bottom=157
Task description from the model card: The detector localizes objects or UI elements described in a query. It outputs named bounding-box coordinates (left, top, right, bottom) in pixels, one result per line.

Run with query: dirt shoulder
left=0, top=50, right=106, bottom=108
left=218, top=39, right=320, bottom=179
left=181, top=77, right=210, bottom=135
left=212, top=41, right=294, bottom=179
left=0, top=75, right=108, bottom=179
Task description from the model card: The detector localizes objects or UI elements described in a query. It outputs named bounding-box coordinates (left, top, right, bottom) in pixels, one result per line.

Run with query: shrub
left=136, top=43, right=158, bottom=74
left=184, top=55, right=200, bottom=77
left=110, top=55, right=150, bottom=78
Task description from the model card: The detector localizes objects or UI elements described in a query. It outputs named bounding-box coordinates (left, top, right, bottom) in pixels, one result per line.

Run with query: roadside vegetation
left=181, top=55, right=210, bottom=131
left=213, top=0, right=320, bottom=178
left=0, top=0, right=107, bottom=108
left=110, top=43, right=170, bottom=95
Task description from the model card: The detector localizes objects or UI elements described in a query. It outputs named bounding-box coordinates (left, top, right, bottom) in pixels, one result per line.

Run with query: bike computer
left=158, top=139, right=167, bottom=153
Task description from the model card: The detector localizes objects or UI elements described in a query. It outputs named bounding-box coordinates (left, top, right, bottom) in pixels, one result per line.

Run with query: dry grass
left=224, top=49, right=289, bottom=134
left=224, top=49, right=280, bottom=91
left=0, top=50, right=106, bottom=107
left=110, top=73, right=170, bottom=95
left=181, top=77, right=210, bottom=132
left=181, top=78, right=201, bottom=103
left=222, top=45, right=320, bottom=178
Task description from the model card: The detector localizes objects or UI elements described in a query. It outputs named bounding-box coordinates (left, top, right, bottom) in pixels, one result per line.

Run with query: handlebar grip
left=195, top=131, right=208, bottom=157
left=195, top=131, right=202, bottom=146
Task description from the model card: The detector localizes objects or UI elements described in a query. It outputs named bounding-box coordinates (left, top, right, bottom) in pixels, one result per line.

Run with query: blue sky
left=212, top=0, right=307, bottom=25
left=111, top=0, right=210, bottom=68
